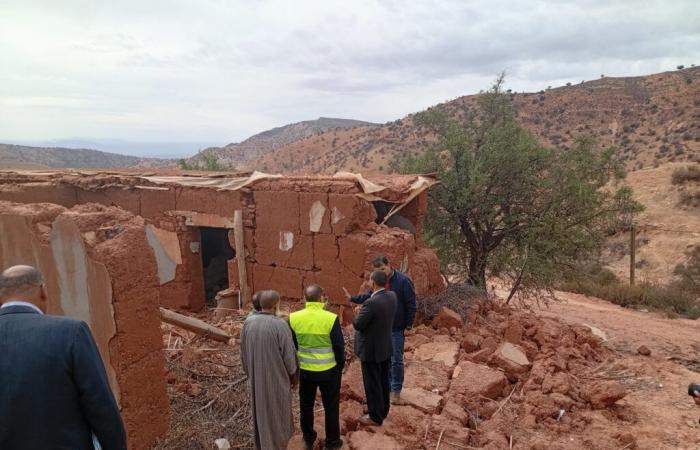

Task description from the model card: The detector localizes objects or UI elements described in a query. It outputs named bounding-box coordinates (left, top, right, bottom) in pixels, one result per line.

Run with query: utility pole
left=629, top=223, right=636, bottom=285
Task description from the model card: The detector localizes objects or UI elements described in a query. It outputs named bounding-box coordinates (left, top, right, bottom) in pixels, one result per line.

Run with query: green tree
left=398, top=76, right=641, bottom=301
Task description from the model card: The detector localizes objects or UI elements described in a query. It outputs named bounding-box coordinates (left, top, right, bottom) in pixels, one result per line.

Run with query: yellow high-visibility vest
left=289, top=302, right=337, bottom=372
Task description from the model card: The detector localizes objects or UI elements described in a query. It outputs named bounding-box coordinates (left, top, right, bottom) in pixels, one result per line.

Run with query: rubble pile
left=158, top=300, right=642, bottom=450
left=337, top=301, right=636, bottom=450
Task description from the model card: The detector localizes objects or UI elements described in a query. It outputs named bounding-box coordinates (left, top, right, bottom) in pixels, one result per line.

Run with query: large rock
left=380, top=405, right=427, bottom=444
left=440, top=400, right=470, bottom=426
left=404, top=333, right=430, bottom=351
left=490, top=342, right=531, bottom=381
left=429, top=415, right=470, bottom=449
left=403, top=360, right=451, bottom=393
left=414, top=341, right=460, bottom=367
left=348, top=431, right=402, bottom=450
left=432, top=306, right=463, bottom=329
left=585, top=381, right=627, bottom=409
left=450, top=361, right=508, bottom=401
left=400, top=387, right=443, bottom=414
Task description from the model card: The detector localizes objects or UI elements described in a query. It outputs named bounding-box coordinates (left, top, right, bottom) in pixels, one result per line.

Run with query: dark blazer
left=352, top=290, right=397, bottom=363
left=350, top=270, right=416, bottom=331
left=0, top=305, right=127, bottom=450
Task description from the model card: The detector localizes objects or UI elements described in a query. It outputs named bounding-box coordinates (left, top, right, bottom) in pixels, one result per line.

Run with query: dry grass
left=154, top=319, right=253, bottom=450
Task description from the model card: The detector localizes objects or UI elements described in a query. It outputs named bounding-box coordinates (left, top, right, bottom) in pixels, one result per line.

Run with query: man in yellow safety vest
left=289, top=285, right=345, bottom=450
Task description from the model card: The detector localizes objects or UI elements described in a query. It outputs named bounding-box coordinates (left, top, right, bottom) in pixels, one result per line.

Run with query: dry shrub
left=417, top=282, right=488, bottom=322
left=671, top=165, right=700, bottom=185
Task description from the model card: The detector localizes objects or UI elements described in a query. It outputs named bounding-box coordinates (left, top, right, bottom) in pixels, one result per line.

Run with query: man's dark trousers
left=360, top=359, right=391, bottom=424
left=299, top=367, right=342, bottom=448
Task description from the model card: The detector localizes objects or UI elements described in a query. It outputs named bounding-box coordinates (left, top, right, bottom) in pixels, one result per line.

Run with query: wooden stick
left=159, top=307, right=231, bottom=342
left=493, top=386, right=517, bottom=418
left=233, top=210, right=251, bottom=308
left=435, top=428, right=445, bottom=450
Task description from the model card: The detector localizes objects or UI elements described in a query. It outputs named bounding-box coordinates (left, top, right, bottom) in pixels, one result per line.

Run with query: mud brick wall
left=231, top=180, right=444, bottom=318
left=0, top=201, right=169, bottom=450
left=0, top=175, right=445, bottom=314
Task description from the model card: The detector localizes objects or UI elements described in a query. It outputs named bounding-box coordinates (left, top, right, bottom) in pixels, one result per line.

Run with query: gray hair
left=259, top=290, right=280, bottom=310
left=304, top=284, right=324, bottom=302
left=0, top=265, right=44, bottom=297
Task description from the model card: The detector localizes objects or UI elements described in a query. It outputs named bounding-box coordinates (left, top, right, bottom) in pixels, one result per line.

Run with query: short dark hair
left=372, top=255, right=389, bottom=268
left=304, top=284, right=324, bottom=302
left=252, top=291, right=261, bottom=311
left=371, top=269, right=387, bottom=287
left=259, top=290, right=280, bottom=310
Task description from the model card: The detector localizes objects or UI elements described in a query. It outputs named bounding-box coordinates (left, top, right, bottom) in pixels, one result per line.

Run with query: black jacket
left=352, top=290, right=397, bottom=363
left=0, top=305, right=126, bottom=450
left=351, top=270, right=416, bottom=331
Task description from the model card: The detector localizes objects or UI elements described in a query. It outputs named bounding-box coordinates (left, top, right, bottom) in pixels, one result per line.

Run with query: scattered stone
left=461, top=332, right=482, bottom=352
left=432, top=306, right=464, bottom=329
left=637, top=345, right=651, bottom=356
left=348, top=431, right=402, bottom=450
left=214, top=438, right=231, bottom=450
left=503, top=321, right=524, bottom=344
left=404, top=333, right=430, bottom=351
left=400, top=387, right=443, bottom=414
left=403, top=360, right=451, bottom=393
left=414, top=341, right=460, bottom=367
left=491, top=342, right=531, bottom=381
left=440, top=400, right=470, bottom=426
left=450, top=361, right=508, bottom=401
left=585, top=381, right=627, bottom=408
left=585, top=324, right=608, bottom=341
left=380, top=405, right=427, bottom=444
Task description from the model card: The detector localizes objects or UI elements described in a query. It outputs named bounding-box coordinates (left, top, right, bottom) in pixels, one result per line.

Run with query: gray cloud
left=0, top=0, right=698, bottom=152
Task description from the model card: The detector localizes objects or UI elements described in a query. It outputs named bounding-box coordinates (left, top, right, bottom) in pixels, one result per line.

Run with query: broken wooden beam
left=159, top=307, right=231, bottom=342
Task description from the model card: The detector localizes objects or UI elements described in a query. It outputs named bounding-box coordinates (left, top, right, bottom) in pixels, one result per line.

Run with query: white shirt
left=0, top=300, right=44, bottom=315
left=370, top=288, right=385, bottom=297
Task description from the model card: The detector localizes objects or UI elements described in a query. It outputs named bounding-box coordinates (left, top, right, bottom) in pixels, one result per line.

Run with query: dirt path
left=527, top=291, right=700, bottom=449
left=533, top=290, right=700, bottom=359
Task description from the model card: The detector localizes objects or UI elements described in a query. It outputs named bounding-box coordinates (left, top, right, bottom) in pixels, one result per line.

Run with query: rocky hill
left=248, top=67, right=700, bottom=174
left=0, top=143, right=172, bottom=169
left=186, top=117, right=378, bottom=168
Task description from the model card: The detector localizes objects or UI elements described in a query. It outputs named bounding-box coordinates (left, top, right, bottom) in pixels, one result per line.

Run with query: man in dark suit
left=352, top=269, right=397, bottom=426
left=0, top=265, right=126, bottom=450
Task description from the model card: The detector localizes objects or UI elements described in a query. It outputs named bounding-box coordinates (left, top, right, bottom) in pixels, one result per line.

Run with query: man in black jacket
left=0, top=265, right=126, bottom=450
left=344, top=255, right=416, bottom=405
left=352, top=270, right=397, bottom=426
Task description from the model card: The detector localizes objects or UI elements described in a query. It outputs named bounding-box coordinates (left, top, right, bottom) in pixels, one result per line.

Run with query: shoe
left=390, top=391, right=404, bottom=405
left=324, top=439, right=344, bottom=450
left=358, top=414, right=382, bottom=426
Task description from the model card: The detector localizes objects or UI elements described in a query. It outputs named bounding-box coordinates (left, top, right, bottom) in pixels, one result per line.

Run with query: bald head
left=259, top=290, right=280, bottom=311
left=0, top=265, right=45, bottom=307
left=304, top=284, right=324, bottom=302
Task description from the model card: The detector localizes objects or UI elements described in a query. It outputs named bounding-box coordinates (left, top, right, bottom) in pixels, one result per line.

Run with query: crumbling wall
left=0, top=173, right=445, bottom=315
left=0, top=201, right=169, bottom=450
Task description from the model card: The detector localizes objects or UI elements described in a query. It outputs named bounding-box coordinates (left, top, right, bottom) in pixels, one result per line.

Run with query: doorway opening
left=200, top=227, right=235, bottom=304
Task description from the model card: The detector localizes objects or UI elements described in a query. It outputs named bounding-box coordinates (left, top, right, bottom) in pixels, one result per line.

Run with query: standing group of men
left=240, top=255, right=416, bottom=450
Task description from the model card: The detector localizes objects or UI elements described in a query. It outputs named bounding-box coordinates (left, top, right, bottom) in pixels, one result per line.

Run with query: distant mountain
left=0, top=143, right=173, bottom=169
left=248, top=67, right=700, bottom=174
left=185, top=117, right=378, bottom=169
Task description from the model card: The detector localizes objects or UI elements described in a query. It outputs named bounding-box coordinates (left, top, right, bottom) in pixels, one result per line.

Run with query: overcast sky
left=1, top=0, right=699, bottom=156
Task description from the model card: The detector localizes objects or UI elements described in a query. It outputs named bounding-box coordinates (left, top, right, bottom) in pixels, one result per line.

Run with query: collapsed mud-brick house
left=0, top=169, right=444, bottom=448
left=0, top=170, right=445, bottom=318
